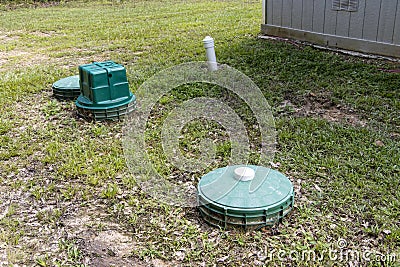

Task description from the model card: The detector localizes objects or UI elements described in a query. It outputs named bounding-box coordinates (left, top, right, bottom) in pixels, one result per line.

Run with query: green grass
left=0, top=0, right=399, bottom=266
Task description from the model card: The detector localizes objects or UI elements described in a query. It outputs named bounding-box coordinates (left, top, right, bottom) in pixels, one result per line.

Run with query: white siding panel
left=312, top=0, right=326, bottom=32
left=348, top=0, right=366, bottom=39
left=362, top=0, right=381, bottom=41
left=377, top=0, right=398, bottom=43
left=324, top=8, right=338, bottom=35
left=302, top=0, right=314, bottom=31
left=336, top=10, right=351, bottom=37
left=393, top=1, right=400, bottom=44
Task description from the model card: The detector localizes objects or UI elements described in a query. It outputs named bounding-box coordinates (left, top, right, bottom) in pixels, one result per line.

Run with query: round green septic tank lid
left=52, top=75, right=80, bottom=100
left=197, top=165, right=294, bottom=230
left=53, top=75, right=80, bottom=89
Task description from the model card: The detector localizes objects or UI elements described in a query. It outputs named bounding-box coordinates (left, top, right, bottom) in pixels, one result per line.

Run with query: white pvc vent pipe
left=203, top=36, right=218, bottom=71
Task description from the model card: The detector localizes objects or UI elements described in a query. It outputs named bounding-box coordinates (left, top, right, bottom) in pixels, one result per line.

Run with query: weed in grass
left=35, top=257, right=49, bottom=267
left=101, top=183, right=119, bottom=199
left=57, top=239, right=86, bottom=266
left=42, top=99, right=62, bottom=118
left=36, top=208, right=63, bottom=224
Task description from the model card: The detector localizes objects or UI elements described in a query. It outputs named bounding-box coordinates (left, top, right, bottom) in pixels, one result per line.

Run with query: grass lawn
left=0, top=0, right=399, bottom=266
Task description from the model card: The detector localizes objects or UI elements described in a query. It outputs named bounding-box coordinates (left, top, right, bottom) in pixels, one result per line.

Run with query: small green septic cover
left=198, top=165, right=294, bottom=230
left=52, top=75, right=80, bottom=100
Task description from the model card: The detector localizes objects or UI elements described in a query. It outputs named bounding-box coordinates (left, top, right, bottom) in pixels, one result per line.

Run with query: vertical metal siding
left=272, top=0, right=283, bottom=25
left=281, top=0, right=293, bottom=27
left=302, top=0, right=315, bottom=31
left=335, top=8, right=351, bottom=37
left=324, top=4, right=338, bottom=35
left=377, top=1, right=398, bottom=43
left=312, top=0, right=326, bottom=32
left=362, top=0, right=381, bottom=41
left=292, top=1, right=303, bottom=29
left=348, top=0, right=365, bottom=39
left=394, top=1, right=400, bottom=43
left=266, top=0, right=274, bottom=24
left=264, top=0, right=400, bottom=45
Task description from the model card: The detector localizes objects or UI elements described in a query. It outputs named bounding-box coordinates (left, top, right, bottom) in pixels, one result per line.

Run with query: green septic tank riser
left=76, top=99, right=135, bottom=121
left=75, top=61, right=135, bottom=121
left=197, top=165, right=294, bottom=231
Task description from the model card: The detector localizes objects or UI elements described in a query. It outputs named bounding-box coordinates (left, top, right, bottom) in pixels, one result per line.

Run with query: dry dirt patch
left=0, top=31, right=21, bottom=43
left=280, top=92, right=367, bottom=127
left=63, top=209, right=145, bottom=267
left=0, top=49, right=50, bottom=70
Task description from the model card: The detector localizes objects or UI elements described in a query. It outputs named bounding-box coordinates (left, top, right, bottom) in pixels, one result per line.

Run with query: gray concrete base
left=261, top=24, right=400, bottom=59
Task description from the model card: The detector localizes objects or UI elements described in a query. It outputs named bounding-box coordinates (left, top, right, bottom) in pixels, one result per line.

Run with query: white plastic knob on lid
left=234, top=167, right=255, bottom=181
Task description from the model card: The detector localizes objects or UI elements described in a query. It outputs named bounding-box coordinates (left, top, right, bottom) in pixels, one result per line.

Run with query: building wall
left=262, top=0, right=400, bottom=57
